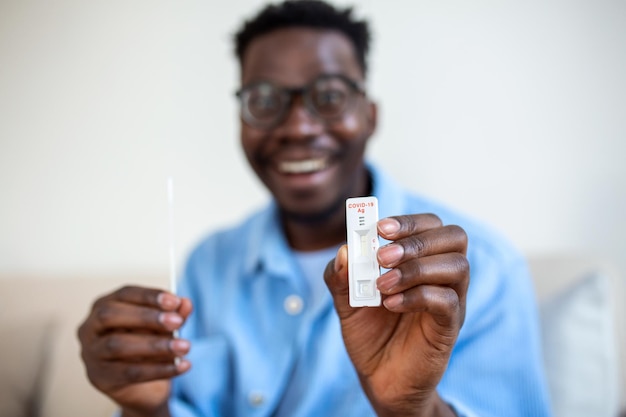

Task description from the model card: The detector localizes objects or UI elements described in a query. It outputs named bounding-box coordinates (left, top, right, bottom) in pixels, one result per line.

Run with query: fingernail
left=378, top=244, right=404, bottom=267
left=170, top=339, right=190, bottom=354
left=378, top=218, right=400, bottom=235
left=159, top=312, right=183, bottom=330
left=377, top=269, right=401, bottom=293
left=383, top=293, right=404, bottom=310
left=158, top=292, right=181, bottom=310
left=176, top=359, right=191, bottom=373
left=334, top=256, right=343, bottom=272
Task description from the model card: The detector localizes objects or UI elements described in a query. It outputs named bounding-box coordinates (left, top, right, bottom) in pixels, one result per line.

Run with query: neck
left=282, top=204, right=347, bottom=251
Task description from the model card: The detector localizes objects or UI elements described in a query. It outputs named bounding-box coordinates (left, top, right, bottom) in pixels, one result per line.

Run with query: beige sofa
left=0, top=255, right=623, bottom=417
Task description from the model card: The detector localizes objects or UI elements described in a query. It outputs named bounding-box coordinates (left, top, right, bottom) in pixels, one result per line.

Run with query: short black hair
left=234, top=0, right=371, bottom=75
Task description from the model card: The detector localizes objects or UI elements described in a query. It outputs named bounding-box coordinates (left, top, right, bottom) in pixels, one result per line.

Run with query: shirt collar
left=243, top=200, right=295, bottom=279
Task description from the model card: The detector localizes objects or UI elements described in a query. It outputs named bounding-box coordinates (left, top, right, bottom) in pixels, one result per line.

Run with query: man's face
left=239, top=27, right=376, bottom=222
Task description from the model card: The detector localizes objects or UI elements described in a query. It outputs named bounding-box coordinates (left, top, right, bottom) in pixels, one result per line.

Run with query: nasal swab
left=167, top=176, right=177, bottom=296
left=167, top=176, right=181, bottom=348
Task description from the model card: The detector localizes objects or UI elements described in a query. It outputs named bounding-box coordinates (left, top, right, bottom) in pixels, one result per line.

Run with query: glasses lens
left=241, top=83, right=286, bottom=127
left=309, top=76, right=353, bottom=118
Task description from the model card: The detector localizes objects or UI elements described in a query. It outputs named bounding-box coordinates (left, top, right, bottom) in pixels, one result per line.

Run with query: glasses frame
left=235, top=73, right=366, bottom=130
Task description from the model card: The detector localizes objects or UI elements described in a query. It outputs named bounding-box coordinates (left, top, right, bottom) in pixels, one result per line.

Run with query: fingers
left=86, top=357, right=191, bottom=392
left=324, top=245, right=356, bottom=317
left=82, top=286, right=191, bottom=336
left=383, top=285, right=464, bottom=341
left=326, top=215, right=469, bottom=331
left=377, top=224, right=468, bottom=269
left=324, top=245, right=348, bottom=295
left=82, top=332, right=191, bottom=388
left=377, top=214, right=443, bottom=240
left=78, top=286, right=192, bottom=344
left=91, top=332, right=191, bottom=361
left=110, top=286, right=179, bottom=310
left=375, top=215, right=469, bottom=320
left=378, top=256, right=468, bottom=323
left=382, top=284, right=461, bottom=318
left=77, top=286, right=194, bottom=394
left=377, top=253, right=469, bottom=296
left=177, top=297, right=193, bottom=319
left=92, top=302, right=183, bottom=335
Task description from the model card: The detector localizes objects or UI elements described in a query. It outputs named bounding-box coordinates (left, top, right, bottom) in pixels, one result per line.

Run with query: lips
left=262, top=152, right=339, bottom=197
left=278, top=157, right=329, bottom=174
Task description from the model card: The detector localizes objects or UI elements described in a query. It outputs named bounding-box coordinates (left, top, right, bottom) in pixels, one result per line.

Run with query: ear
left=365, top=100, right=378, bottom=137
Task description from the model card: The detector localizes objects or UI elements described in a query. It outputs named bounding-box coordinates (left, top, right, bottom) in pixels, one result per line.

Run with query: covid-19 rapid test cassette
left=346, top=196, right=381, bottom=307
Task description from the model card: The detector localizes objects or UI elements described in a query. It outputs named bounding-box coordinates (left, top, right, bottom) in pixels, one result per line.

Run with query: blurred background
left=1, top=0, right=625, bottom=282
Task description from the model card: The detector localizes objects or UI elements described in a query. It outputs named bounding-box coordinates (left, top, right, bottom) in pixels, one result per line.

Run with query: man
left=78, top=1, right=552, bottom=416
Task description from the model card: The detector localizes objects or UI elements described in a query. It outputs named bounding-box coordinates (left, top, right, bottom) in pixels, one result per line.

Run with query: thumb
left=324, top=245, right=352, bottom=315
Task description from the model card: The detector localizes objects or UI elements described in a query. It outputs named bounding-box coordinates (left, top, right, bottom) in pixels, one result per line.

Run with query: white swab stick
left=167, top=176, right=180, bottom=345
left=167, top=176, right=177, bottom=296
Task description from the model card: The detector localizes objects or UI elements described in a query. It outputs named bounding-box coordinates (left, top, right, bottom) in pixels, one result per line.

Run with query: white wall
left=1, top=0, right=625, bottom=281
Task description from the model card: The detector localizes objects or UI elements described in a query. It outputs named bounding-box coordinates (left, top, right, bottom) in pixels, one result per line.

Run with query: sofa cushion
left=540, top=271, right=619, bottom=417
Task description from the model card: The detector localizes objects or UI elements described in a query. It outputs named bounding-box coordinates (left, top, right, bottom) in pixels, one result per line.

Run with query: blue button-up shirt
left=170, top=164, right=553, bottom=417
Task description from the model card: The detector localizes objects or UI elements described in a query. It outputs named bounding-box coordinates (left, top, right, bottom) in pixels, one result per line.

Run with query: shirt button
left=284, top=294, right=304, bottom=315
left=248, top=391, right=265, bottom=407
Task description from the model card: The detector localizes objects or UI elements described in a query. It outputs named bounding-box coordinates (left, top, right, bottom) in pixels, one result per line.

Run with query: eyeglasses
left=235, top=74, right=365, bottom=129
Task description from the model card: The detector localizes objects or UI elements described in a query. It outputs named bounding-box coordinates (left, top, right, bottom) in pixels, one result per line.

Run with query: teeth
left=279, top=158, right=327, bottom=174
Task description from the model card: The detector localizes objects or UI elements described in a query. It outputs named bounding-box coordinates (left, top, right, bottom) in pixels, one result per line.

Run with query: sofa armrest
left=0, top=275, right=165, bottom=417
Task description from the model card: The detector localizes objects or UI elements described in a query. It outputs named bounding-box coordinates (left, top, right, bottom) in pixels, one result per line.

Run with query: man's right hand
left=77, top=286, right=193, bottom=417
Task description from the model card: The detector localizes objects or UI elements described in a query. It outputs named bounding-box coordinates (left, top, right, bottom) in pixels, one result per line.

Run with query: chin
left=278, top=193, right=345, bottom=225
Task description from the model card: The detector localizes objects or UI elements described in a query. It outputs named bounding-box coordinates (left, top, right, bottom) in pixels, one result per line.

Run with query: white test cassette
left=346, top=196, right=381, bottom=307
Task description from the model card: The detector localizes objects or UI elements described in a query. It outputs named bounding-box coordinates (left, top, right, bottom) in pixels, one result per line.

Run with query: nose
left=273, top=95, right=324, bottom=140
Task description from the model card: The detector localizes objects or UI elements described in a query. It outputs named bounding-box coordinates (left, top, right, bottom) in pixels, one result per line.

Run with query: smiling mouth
left=278, top=157, right=329, bottom=174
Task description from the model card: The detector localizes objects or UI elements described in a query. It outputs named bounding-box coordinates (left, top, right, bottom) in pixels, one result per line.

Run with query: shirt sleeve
left=437, top=243, right=553, bottom=417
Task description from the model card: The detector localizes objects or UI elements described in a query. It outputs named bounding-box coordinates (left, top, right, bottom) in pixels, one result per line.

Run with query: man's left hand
left=324, top=213, right=469, bottom=417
